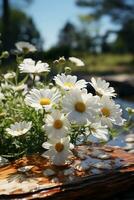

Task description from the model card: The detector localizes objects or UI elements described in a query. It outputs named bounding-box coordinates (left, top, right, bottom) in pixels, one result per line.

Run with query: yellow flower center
left=40, top=98, right=51, bottom=105
left=55, top=142, right=64, bottom=152
left=16, top=128, right=23, bottom=132
left=101, top=107, right=110, bottom=117
left=53, top=119, right=63, bottom=129
left=64, top=82, right=74, bottom=88
left=75, top=101, right=86, bottom=113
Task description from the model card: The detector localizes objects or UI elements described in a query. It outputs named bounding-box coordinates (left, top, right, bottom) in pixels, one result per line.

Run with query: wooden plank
left=0, top=145, right=133, bottom=199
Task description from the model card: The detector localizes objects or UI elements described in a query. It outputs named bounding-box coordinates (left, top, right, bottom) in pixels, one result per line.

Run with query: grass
left=70, top=53, right=134, bottom=75
left=0, top=53, right=134, bottom=76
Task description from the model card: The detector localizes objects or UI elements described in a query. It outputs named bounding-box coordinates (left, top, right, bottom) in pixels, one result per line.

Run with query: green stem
left=32, top=74, right=36, bottom=87
left=15, top=68, right=19, bottom=85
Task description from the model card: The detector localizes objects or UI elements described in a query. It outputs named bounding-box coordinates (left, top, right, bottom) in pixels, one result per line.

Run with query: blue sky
left=25, top=0, right=119, bottom=50
left=25, top=0, right=87, bottom=49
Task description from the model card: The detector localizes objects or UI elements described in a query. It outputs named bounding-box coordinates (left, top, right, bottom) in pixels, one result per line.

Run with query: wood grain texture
left=0, top=145, right=133, bottom=200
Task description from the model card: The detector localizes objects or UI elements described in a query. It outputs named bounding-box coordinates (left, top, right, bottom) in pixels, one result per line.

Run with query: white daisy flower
left=99, top=96, right=125, bottom=127
left=6, top=121, right=32, bottom=137
left=69, top=57, right=85, bottom=67
left=4, top=72, right=16, bottom=80
left=42, top=137, right=73, bottom=166
left=15, top=41, right=37, bottom=53
left=86, top=121, right=109, bottom=141
left=44, top=110, right=70, bottom=139
left=18, top=58, right=50, bottom=74
left=63, top=88, right=100, bottom=124
left=90, top=77, right=116, bottom=97
left=25, top=88, right=60, bottom=111
left=54, top=73, right=87, bottom=90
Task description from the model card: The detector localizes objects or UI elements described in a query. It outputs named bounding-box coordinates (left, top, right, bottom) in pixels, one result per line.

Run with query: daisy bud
left=53, top=60, right=59, bottom=64
left=1, top=51, right=9, bottom=59
left=59, top=56, right=66, bottom=64
left=53, top=57, right=66, bottom=65
left=65, top=67, right=72, bottom=74
left=126, top=107, right=134, bottom=115
left=49, top=83, right=54, bottom=89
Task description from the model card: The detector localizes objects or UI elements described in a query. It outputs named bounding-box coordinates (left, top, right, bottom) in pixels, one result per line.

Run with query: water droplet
left=17, top=165, right=33, bottom=173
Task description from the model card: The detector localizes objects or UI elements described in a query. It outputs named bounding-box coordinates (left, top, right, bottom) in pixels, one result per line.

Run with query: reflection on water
left=109, top=98, right=134, bottom=148
left=108, top=134, right=128, bottom=147
left=88, top=98, right=134, bottom=148
left=116, top=98, right=134, bottom=118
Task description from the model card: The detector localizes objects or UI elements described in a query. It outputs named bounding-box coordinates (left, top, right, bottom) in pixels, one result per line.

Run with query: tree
left=111, top=19, right=134, bottom=53
left=76, top=0, right=134, bottom=24
left=58, top=22, right=78, bottom=49
left=0, top=0, right=43, bottom=50
left=0, top=9, right=43, bottom=50
left=58, top=21, right=92, bottom=52
left=76, top=0, right=134, bottom=53
left=1, top=0, right=10, bottom=50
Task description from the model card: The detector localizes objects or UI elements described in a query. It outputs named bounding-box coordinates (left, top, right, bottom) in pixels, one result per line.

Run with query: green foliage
left=67, top=53, right=134, bottom=75
left=58, top=21, right=92, bottom=52
left=76, top=0, right=134, bottom=53
left=0, top=8, right=43, bottom=51
left=0, top=90, right=46, bottom=158
left=76, top=0, right=134, bottom=24
left=112, top=19, right=134, bottom=53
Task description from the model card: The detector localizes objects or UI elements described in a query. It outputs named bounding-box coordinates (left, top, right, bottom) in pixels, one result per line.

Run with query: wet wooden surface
left=0, top=145, right=134, bottom=200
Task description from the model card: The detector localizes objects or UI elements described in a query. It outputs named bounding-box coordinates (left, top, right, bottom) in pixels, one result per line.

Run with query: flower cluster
left=0, top=42, right=125, bottom=166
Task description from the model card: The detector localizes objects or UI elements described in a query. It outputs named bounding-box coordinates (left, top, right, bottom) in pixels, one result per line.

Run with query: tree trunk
left=2, top=0, right=10, bottom=50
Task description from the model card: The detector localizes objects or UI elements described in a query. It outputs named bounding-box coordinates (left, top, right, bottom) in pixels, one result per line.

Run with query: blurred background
left=0, top=0, right=134, bottom=102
